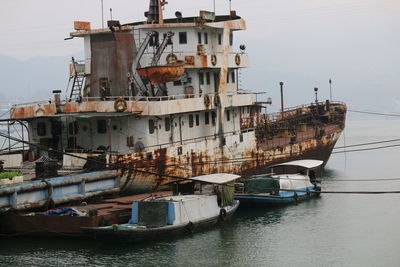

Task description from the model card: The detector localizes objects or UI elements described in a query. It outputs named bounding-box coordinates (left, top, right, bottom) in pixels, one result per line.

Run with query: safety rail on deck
left=142, top=128, right=255, bottom=151
left=11, top=92, right=254, bottom=108
left=266, top=101, right=347, bottom=123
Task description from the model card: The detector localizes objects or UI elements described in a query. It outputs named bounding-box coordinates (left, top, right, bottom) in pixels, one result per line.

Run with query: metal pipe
left=280, top=82, right=284, bottom=118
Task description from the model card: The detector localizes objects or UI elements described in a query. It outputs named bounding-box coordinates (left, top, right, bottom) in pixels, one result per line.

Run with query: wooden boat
left=234, top=160, right=323, bottom=205
left=82, top=173, right=240, bottom=242
left=0, top=192, right=171, bottom=236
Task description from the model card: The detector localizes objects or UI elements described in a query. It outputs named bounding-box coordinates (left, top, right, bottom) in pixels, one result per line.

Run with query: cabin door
left=110, top=119, right=122, bottom=151
left=172, top=115, right=182, bottom=145
left=78, top=119, right=93, bottom=150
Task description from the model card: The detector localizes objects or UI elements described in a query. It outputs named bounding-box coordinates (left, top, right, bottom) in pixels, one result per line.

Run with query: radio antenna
left=110, top=8, right=113, bottom=20
left=229, top=0, right=232, bottom=12
left=101, top=0, right=104, bottom=28
left=213, top=0, right=216, bottom=13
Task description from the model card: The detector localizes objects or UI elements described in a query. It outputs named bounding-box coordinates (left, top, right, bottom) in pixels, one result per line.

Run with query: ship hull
left=113, top=121, right=343, bottom=193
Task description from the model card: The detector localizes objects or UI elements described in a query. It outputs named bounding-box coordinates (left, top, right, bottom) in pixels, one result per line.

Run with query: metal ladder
left=69, top=57, right=85, bottom=101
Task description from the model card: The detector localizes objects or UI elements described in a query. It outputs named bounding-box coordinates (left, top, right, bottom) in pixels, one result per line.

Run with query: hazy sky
left=1, top=0, right=400, bottom=112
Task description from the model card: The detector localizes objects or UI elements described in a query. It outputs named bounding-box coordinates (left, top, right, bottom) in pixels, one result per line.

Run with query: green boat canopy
left=245, top=175, right=280, bottom=194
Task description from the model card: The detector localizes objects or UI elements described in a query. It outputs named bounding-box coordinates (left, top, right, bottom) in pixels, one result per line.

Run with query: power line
left=333, top=138, right=400, bottom=150
left=332, top=143, right=400, bottom=154
left=348, top=109, right=400, bottom=117
left=279, top=189, right=400, bottom=194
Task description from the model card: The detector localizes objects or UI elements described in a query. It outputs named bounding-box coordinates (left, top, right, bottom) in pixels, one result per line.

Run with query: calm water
left=1, top=118, right=400, bottom=267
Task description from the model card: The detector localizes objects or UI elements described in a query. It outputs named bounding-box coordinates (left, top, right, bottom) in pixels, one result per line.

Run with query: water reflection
left=3, top=119, right=400, bottom=266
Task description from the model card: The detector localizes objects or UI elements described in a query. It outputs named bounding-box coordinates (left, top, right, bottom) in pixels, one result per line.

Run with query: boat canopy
left=189, top=173, right=241, bottom=185
left=270, top=160, right=323, bottom=169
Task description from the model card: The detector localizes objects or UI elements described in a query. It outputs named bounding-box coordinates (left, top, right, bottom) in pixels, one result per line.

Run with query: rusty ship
left=1, top=0, right=346, bottom=197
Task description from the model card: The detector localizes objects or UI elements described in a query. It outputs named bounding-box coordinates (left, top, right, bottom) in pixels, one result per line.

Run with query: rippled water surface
left=1, top=118, right=400, bottom=267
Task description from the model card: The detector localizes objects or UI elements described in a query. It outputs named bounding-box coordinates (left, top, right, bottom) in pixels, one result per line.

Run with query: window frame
left=165, top=117, right=171, bottom=132
left=96, top=120, right=107, bottom=134
left=148, top=119, right=155, bottom=134
left=199, top=72, right=204, bottom=85
left=205, top=112, right=210, bottom=125
left=179, top=32, right=187, bottom=44
left=211, top=111, right=217, bottom=126
left=37, top=122, right=47, bottom=137
left=189, top=114, right=194, bottom=128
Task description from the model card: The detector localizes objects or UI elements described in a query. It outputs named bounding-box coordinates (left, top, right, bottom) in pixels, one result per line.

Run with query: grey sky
left=1, top=0, right=400, bottom=112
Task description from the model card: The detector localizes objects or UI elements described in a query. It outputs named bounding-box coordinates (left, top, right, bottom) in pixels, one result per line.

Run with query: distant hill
left=0, top=54, right=76, bottom=105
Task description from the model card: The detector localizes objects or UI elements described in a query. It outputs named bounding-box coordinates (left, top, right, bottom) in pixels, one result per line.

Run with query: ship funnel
left=147, top=0, right=168, bottom=24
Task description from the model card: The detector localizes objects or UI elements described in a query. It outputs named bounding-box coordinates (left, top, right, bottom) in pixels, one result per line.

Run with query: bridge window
left=218, top=33, right=222, bottom=45
left=227, top=110, right=231, bottom=121
left=189, top=115, right=194, bottom=128
left=212, top=111, right=216, bottom=126
left=229, top=31, right=233, bottom=46
left=231, top=71, right=235, bottom=83
left=97, top=120, right=106, bottom=134
left=196, top=114, right=200, bottom=126
left=148, top=119, right=155, bottom=134
left=205, top=112, right=210, bottom=125
left=165, top=117, right=171, bottom=132
left=198, top=32, right=202, bottom=44
left=206, top=72, right=211, bottom=85
left=199, top=73, right=204, bottom=85
left=204, top=32, right=208, bottom=44
left=179, top=32, right=187, bottom=44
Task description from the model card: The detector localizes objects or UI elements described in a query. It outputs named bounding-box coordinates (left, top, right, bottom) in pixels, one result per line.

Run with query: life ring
left=35, top=107, right=45, bottom=116
left=235, top=53, right=241, bottom=66
left=204, top=94, right=211, bottom=108
left=166, top=53, right=178, bottom=65
left=219, top=208, right=227, bottom=221
left=211, top=54, right=217, bottom=66
left=213, top=94, right=221, bottom=107
left=114, top=98, right=127, bottom=112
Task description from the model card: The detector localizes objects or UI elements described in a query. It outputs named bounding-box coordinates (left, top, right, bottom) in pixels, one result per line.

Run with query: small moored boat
left=82, top=173, right=240, bottom=242
left=235, top=160, right=323, bottom=206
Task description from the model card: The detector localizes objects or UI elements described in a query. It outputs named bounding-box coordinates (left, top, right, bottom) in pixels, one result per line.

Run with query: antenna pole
left=110, top=8, right=113, bottom=21
left=280, top=82, right=284, bottom=118
left=213, top=0, right=216, bottom=13
left=329, top=78, right=332, bottom=101
left=229, top=0, right=232, bottom=12
left=101, top=0, right=104, bottom=28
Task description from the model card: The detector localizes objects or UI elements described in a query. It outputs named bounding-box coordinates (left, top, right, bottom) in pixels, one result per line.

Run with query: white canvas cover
left=270, top=159, right=323, bottom=169
left=189, top=173, right=241, bottom=184
left=278, top=174, right=314, bottom=190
